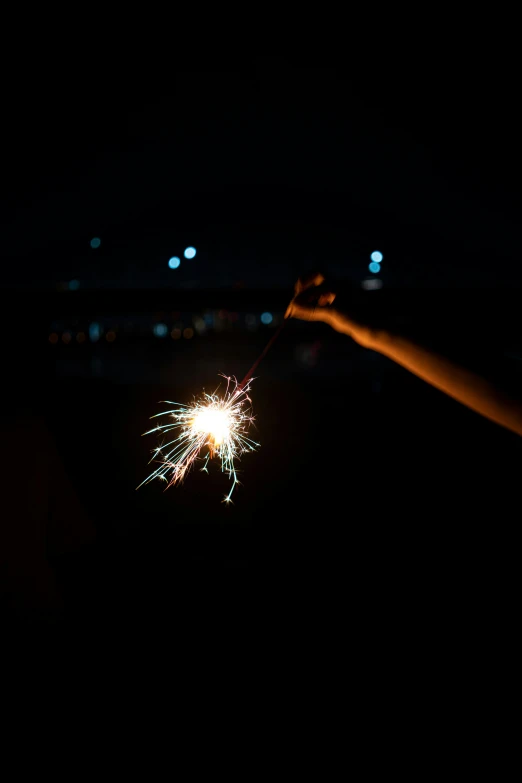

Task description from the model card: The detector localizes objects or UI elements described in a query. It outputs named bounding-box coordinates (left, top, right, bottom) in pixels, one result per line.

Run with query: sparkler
left=138, top=374, right=259, bottom=503
left=139, top=320, right=286, bottom=503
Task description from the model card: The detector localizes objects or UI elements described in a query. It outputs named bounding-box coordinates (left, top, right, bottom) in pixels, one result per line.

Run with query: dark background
left=1, top=42, right=521, bottom=643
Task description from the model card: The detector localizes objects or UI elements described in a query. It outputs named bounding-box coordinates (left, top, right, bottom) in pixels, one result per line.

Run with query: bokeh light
left=370, top=250, right=383, bottom=263
left=369, top=261, right=381, bottom=274
left=361, top=278, right=383, bottom=290
left=261, top=312, right=273, bottom=325
left=89, top=323, right=101, bottom=342
left=193, top=316, right=206, bottom=335
left=168, top=257, right=181, bottom=269
left=153, top=323, right=168, bottom=337
left=90, top=237, right=101, bottom=249
left=183, top=247, right=196, bottom=259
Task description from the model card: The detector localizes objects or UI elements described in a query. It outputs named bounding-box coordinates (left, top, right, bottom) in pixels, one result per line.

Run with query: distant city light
left=361, top=278, right=383, bottom=290
left=183, top=247, right=196, bottom=259
left=193, top=316, right=206, bottom=335
left=168, top=257, right=181, bottom=269
left=153, top=323, right=168, bottom=337
left=90, top=237, right=101, bottom=249
left=69, top=279, right=80, bottom=291
left=89, top=323, right=101, bottom=342
left=261, top=312, right=273, bottom=325
left=369, top=261, right=381, bottom=274
left=370, top=251, right=383, bottom=263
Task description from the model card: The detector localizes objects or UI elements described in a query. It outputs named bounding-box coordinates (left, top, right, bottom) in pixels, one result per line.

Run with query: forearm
left=368, top=327, right=522, bottom=437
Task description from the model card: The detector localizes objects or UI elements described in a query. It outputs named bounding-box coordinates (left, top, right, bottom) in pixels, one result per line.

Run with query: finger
left=285, top=284, right=336, bottom=320
left=295, top=272, right=325, bottom=295
left=287, top=300, right=331, bottom=323
left=293, top=283, right=336, bottom=308
left=317, top=291, right=336, bottom=307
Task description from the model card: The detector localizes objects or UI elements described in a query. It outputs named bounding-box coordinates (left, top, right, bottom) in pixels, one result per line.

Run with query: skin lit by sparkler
left=138, top=375, right=259, bottom=503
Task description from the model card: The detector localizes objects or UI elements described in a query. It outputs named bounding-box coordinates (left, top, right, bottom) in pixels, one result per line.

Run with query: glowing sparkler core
left=138, top=375, right=259, bottom=503
left=191, top=406, right=231, bottom=447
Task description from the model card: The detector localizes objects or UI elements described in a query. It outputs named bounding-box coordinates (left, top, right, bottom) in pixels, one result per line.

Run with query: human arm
left=285, top=274, right=522, bottom=437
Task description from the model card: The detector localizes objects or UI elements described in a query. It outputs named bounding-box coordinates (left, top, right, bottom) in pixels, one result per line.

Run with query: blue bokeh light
left=89, top=323, right=101, bottom=342
left=370, top=250, right=383, bottom=263
left=90, top=237, right=101, bottom=249
left=153, top=323, right=168, bottom=338
left=261, top=312, right=273, bottom=325
left=168, top=256, right=181, bottom=269
left=369, top=261, right=381, bottom=274
left=184, top=246, right=196, bottom=259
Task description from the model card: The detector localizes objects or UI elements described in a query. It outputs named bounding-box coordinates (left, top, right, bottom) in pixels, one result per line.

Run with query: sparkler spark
left=138, top=375, right=259, bottom=503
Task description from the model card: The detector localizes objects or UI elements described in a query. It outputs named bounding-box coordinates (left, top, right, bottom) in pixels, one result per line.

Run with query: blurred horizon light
left=361, top=278, right=383, bottom=290
left=153, top=323, right=168, bottom=337
left=89, top=322, right=101, bottom=342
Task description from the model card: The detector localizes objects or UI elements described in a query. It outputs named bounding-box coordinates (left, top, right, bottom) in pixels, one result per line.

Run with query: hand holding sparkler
left=286, top=271, right=522, bottom=437
left=285, top=272, right=380, bottom=349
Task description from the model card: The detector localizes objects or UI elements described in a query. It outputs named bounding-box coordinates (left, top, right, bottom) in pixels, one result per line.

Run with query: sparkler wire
left=237, top=318, right=288, bottom=392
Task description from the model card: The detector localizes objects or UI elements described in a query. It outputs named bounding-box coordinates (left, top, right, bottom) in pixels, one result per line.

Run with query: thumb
left=285, top=285, right=336, bottom=320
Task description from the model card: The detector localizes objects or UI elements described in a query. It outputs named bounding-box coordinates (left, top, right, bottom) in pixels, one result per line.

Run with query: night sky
left=3, top=51, right=521, bottom=289
left=1, top=43, right=521, bottom=658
